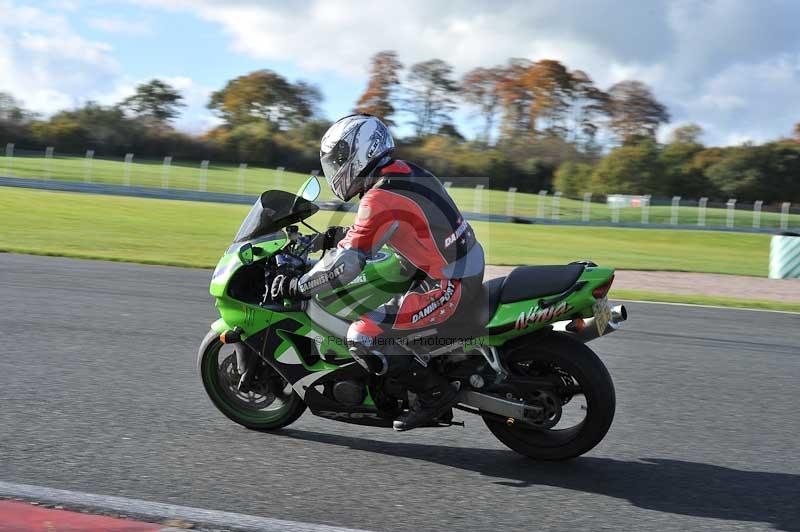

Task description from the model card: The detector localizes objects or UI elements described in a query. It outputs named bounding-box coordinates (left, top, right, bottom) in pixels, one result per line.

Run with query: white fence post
left=753, top=200, right=763, bottom=229
left=780, top=202, right=791, bottom=231
left=552, top=191, right=561, bottom=220
left=84, top=150, right=94, bottom=183
left=5, top=142, right=14, bottom=177
left=199, top=160, right=209, bottom=191
left=44, top=146, right=54, bottom=179
left=474, top=184, right=484, bottom=214
left=237, top=163, right=247, bottom=194
left=698, top=197, right=708, bottom=226
left=641, top=195, right=650, bottom=224
left=670, top=196, right=681, bottom=225
left=582, top=192, right=592, bottom=222
left=537, top=190, right=548, bottom=219
left=726, top=199, right=737, bottom=228
left=275, top=166, right=286, bottom=189
left=506, top=187, right=517, bottom=216
left=123, top=153, right=133, bottom=186
left=161, top=156, right=172, bottom=189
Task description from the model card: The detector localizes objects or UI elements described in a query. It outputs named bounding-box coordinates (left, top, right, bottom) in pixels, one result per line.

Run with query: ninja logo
left=515, top=301, right=572, bottom=330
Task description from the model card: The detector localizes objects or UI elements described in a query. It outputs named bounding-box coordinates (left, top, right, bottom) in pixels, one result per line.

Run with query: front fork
left=234, top=343, right=258, bottom=392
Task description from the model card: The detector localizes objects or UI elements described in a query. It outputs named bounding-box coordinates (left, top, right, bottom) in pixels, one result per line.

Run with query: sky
left=1, top=0, right=799, bottom=146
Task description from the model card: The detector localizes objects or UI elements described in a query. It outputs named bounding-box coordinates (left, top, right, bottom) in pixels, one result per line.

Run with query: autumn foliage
left=1, top=51, right=798, bottom=203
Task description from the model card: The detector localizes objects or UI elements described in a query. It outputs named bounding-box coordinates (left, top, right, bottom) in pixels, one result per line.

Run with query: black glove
left=270, top=274, right=304, bottom=300
left=323, top=226, right=349, bottom=250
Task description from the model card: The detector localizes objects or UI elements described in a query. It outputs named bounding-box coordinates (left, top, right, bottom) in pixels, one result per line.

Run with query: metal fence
left=2, top=144, right=798, bottom=232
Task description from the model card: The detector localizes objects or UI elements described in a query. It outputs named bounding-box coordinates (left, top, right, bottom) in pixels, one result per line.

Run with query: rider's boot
left=392, top=360, right=459, bottom=432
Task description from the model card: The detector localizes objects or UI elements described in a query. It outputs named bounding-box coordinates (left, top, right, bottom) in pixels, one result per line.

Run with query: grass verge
left=0, top=186, right=772, bottom=275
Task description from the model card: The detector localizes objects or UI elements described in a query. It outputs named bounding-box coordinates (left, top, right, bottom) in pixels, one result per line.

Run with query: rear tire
left=198, top=330, right=306, bottom=431
left=484, top=333, right=615, bottom=460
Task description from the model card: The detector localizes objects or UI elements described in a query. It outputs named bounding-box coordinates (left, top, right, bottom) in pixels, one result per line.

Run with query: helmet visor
left=321, top=124, right=361, bottom=200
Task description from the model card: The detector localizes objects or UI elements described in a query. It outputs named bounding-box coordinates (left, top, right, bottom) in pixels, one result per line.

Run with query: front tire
left=198, top=330, right=306, bottom=431
left=484, top=333, right=615, bottom=460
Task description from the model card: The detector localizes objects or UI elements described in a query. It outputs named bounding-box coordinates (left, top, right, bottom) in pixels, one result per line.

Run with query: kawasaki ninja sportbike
left=199, top=177, right=627, bottom=460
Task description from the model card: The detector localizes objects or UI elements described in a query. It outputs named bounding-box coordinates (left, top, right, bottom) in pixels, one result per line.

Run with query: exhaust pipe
left=552, top=304, right=627, bottom=343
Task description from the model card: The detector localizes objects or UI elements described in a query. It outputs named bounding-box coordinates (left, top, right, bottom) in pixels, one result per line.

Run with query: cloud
left=0, top=0, right=120, bottom=113
left=87, top=16, right=154, bottom=36
left=133, top=0, right=800, bottom=145
left=47, top=0, right=80, bottom=11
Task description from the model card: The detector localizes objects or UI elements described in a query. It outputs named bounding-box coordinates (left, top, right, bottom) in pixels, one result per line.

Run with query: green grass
left=0, top=186, right=771, bottom=276
left=3, top=154, right=798, bottom=229
left=612, top=290, right=800, bottom=313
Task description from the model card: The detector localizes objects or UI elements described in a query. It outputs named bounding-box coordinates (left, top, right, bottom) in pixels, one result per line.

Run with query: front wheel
left=484, top=333, right=615, bottom=460
left=198, top=330, right=306, bottom=431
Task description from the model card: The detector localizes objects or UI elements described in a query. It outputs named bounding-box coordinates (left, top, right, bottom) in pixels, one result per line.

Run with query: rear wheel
left=198, top=330, right=306, bottom=431
left=484, top=333, right=615, bottom=460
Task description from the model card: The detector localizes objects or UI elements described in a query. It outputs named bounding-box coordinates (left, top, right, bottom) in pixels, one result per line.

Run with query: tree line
left=1, top=50, right=798, bottom=203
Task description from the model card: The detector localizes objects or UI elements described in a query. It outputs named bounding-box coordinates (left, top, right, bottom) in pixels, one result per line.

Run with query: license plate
left=593, top=297, right=612, bottom=336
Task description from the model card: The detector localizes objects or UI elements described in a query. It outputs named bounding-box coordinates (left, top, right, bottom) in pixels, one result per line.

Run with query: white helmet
left=320, top=114, right=395, bottom=201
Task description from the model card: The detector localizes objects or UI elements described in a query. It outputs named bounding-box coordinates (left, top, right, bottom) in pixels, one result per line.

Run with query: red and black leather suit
left=297, top=159, right=485, bottom=375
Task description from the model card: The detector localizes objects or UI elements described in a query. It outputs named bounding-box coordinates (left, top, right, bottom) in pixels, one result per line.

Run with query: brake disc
left=219, top=354, right=277, bottom=408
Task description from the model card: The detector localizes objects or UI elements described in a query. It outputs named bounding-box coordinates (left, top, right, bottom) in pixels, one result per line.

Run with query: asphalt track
left=1, top=253, right=798, bottom=532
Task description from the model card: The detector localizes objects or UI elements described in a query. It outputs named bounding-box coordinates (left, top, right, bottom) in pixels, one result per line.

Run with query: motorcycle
left=198, top=176, right=627, bottom=460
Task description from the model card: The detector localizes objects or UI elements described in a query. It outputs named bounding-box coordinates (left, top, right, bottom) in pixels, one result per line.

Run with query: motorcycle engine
left=332, top=380, right=366, bottom=406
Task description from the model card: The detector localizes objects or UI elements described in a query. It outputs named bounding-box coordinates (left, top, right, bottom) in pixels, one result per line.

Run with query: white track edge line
left=610, top=298, right=800, bottom=315
left=0, top=481, right=371, bottom=532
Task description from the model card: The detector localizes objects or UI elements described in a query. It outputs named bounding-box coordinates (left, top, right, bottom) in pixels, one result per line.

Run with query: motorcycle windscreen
left=233, top=190, right=320, bottom=243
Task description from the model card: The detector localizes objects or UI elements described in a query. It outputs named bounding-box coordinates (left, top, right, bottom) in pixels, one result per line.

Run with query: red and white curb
left=0, top=481, right=370, bottom=532
left=0, top=499, right=185, bottom=531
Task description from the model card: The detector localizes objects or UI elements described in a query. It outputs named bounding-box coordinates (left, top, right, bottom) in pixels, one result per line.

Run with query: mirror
left=238, top=243, right=254, bottom=265
left=299, top=175, right=321, bottom=202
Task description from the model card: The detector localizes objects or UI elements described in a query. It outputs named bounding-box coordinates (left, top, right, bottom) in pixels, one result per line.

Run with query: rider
left=271, top=114, right=485, bottom=431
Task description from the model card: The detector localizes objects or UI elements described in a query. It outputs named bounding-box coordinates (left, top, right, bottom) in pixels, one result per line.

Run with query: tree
left=208, top=70, right=322, bottom=129
left=659, top=146, right=707, bottom=198
left=437, top=123, right=465, bottom=141
left=590, top=140, right=662, bottom=194
left=461, top=66, right=504, bottom=143
left=0, top=92, right=28, bottom=123
left=554, top=161, right=593, bottom=196
left=497, top=58, right=534, bottom=137
left=605, top=80, right=670, bottom=143
left=670, top=123, right=704, bottom=145
left=405, top=59, right=458, bottom=137
left=494, top=59, right=608, bottom=146
left=793, top=123, right=800, bottom=143
left=354, top=51, right=403, bottom=125
left=567, top=70, right=608, bottom=147
left=524, top=59, right=575, bottom=136
left=121, top=79, right=185, bottom=124
left=705, top=143, right=800, bottom=202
